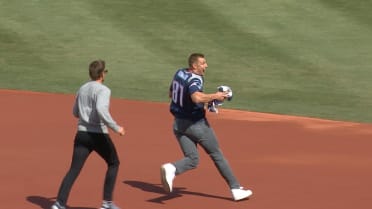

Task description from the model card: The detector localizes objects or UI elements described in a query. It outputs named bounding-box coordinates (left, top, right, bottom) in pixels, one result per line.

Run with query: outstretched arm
left=190, top=91, right=228, bottom=104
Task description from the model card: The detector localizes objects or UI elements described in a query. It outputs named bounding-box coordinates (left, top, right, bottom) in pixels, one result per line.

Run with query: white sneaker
left=161, top=163, right=176, bottom=192
left=231, top=187, right=253, bottom=201
left=100, top=201, right=120, bottom=209
left=51, top=201, right=65, bottom=209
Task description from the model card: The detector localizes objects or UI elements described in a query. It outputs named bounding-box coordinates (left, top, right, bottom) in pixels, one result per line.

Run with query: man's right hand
left=118, top=126, right=125, bottom=136
left=214, top=91, right=229, bottom=101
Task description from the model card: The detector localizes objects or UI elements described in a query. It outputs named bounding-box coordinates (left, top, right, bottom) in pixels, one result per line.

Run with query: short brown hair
left=188, top=53, right=205, bottom=67
left=89, top=60, right=106, bottom=80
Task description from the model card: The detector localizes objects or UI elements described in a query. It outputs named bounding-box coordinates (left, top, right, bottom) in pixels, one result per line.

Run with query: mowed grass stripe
left=0, top=0, right=371, bottom=122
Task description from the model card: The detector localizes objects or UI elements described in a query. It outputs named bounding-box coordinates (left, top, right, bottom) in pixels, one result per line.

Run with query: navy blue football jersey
left=169, top=68, right=205, bottom=121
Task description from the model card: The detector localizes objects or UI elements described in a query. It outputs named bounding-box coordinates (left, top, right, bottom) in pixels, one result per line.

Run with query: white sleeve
left=96, top=88, right=120, bottom=132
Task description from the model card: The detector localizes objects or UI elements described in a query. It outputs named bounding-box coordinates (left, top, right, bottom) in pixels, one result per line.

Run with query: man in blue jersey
left=161, top=53, right=253, bottom=201
left=51, top=60, right=125, bottom=209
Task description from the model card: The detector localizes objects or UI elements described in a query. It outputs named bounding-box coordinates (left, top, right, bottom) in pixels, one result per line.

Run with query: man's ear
left=191, top=63, right=197, bottom=69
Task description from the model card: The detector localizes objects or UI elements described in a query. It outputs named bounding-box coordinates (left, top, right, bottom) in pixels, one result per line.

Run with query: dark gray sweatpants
left=172, top=118, right=240, bottom=189
left=56, top=131, right=120, bottom=206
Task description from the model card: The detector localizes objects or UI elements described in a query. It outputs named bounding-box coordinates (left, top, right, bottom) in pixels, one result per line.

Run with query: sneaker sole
left=233, top=190, right=253, bottom=201
left=160, top=166, right=172, bottom=193
left=51, top=204, right=65, bottom=209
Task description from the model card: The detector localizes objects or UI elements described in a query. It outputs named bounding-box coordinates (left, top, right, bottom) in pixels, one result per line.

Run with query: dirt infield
left=1, top=89, right=372, bottom=209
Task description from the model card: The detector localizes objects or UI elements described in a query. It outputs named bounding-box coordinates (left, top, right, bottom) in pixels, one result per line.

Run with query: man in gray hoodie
left=51, top=60, right=125, bottom=209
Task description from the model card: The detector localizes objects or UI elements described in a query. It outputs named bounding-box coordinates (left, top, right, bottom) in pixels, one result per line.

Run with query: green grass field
left=1, top=0, right=371, bottom=122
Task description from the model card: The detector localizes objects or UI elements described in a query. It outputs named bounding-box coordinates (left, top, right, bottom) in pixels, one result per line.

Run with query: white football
left=217, top=85, right=233, bottom=101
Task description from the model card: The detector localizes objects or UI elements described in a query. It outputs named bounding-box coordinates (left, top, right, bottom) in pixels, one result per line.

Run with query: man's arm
left=190, top=91, right=228, bottom=104
left=96, top=88, right=123, bottom=134
left=72, top=95, right=79, bottom=118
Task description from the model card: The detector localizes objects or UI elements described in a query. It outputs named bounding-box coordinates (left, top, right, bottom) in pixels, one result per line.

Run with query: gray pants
left=172, top=118, right=240, bottom=189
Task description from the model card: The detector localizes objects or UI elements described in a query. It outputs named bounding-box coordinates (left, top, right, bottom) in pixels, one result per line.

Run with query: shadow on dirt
left=26, top=195, right=96, bottom=209
left=123, top=180, right=233, bottom=204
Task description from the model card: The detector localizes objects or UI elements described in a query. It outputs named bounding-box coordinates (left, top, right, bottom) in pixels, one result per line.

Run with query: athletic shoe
left=51, top=201, right=65, bottom=209
left=100, top=201, right=120, bottom=209
left=161, top=163, right=176, bottom=192
left=231, top=187, right=253, bottom=201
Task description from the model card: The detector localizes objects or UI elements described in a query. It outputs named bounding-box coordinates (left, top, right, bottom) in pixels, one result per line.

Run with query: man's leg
left=191, top=120, right=240, bottom=189
left=55, top=133, right=92, bottom=206
left=94, top=134, right=120, bottom=202
left=193, top=120, right=253, bottom=200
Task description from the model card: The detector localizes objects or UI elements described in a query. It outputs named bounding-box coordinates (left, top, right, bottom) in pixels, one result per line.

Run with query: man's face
left=101, top=69, right=108, bottom=83
left=193, top=57, right=208, bottom=76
